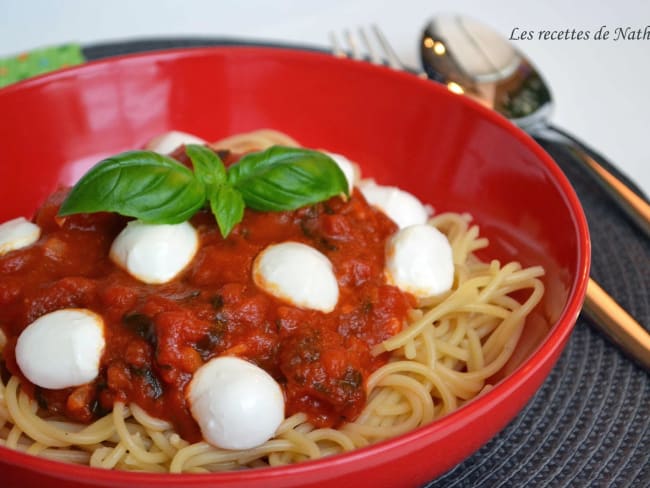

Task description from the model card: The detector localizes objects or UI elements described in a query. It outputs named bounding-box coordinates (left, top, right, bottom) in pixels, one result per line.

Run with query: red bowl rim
left=0, top=45, right=591, bottom=484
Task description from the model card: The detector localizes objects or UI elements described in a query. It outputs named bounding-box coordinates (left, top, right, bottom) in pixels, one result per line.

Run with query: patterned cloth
left=0, top=44, right=85, bottom=88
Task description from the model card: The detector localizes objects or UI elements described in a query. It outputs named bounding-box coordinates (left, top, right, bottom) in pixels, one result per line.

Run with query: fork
left=329, top=25, right=428, bottom=78
left=329, top=25, right=650, bottom=372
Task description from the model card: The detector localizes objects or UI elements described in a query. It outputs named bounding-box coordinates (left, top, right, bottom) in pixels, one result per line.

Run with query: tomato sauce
left=0, top=175, right=413, bottom=442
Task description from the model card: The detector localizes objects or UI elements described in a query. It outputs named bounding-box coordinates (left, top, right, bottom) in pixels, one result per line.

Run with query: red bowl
left=0, top=46, right=590, bottom=488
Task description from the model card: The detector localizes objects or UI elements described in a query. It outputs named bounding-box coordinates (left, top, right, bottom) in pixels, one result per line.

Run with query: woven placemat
left=13, top=37, right=649, bottom=487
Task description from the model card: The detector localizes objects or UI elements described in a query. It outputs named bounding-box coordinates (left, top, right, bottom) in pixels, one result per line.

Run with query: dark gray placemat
left=81, top=39, right=650, bottom=487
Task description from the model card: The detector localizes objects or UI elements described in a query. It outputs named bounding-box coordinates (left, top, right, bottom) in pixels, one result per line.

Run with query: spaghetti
left=0, top=130, right=544, bottom=472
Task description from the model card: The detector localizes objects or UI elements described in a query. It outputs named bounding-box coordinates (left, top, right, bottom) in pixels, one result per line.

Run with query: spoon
left=419, top=14, right=650, bottom=372
left=420, top=14, right=650, bottom=239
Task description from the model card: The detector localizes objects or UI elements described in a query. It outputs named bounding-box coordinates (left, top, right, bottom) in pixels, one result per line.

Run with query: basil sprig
left=229, top=146, right=349, bottom=212
left=58, top=145, right=349, bottom=237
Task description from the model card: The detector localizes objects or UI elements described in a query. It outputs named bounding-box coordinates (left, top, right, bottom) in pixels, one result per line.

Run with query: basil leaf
left=227, top=146, right=349, bottom=212
left=185, top=144, right=226, bottom=191
left=209, top=184, right=245, bottom=238
left=58, top=150, right=206, bottom=224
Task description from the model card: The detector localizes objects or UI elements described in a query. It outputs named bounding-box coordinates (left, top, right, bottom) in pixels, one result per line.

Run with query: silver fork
left=329, top=25, right=428, bottom=78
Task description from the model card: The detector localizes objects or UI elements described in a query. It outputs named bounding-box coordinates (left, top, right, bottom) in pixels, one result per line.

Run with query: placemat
left=8, top=37, right=650, bottom=487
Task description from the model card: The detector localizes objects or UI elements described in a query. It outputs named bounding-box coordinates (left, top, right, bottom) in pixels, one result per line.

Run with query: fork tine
left=329, top=32, right=346, bottom=58
left=370, top=24, right=402, bottom=69
left=343, top=29, right=363, bottom=60
left=329, top=25, right=403, bottom=68
left=329, top=27, right=378, bottom=63
left=329, top=25, right=426, bottom=77
left=358, top=27, right=381, bottom=65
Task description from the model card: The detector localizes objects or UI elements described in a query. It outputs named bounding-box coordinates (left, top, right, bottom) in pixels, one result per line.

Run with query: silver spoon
left=420, top=14, right=650, bottom=238
left=419, top=14, right=650, bottom=371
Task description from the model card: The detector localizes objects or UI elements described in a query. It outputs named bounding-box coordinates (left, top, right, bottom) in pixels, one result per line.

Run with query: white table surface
left=2, top=0, right=649, bottom=196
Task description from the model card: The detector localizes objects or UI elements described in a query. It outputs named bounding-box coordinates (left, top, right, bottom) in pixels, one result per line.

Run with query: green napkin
left=0, top=43, right=85, bottom=88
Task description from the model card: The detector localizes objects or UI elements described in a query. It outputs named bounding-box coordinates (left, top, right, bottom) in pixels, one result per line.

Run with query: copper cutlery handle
left=537, top=125, right=650, bottom=239
left=583, top=278, right=650, bottom=371
left=578, top=150, right=650, bottom=239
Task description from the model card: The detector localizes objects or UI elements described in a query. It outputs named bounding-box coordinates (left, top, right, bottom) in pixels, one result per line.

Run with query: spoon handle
left=583, top=278, right=650, bottom=372
left=534, top=126, right=650, bottom=240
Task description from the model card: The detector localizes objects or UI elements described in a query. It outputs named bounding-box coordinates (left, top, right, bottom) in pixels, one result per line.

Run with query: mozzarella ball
left=110, top=220, right=199, bottom=284
left=253, top=242, right=339, bottom=313
left=0, top=217, right=41, bottom=255
left=385, top=224, right=454, bottom=297
left=16, top=309, right=105, bottom=390
left=187, top=356, right=285, bottom=450
left=325, top=152, right=357, bottom=192
left=145, top=130, right=207, bottom=154
left=358, top=180, right=429, bottom=229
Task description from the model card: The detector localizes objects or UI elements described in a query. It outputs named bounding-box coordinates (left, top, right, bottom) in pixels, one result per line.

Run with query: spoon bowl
left=421, top=14, right=552, bottom=131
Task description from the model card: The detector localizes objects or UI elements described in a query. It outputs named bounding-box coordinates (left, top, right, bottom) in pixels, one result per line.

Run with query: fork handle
left=583, top=278, right=650, bottom=372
